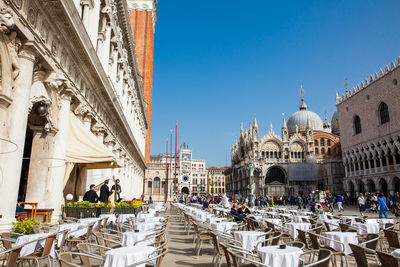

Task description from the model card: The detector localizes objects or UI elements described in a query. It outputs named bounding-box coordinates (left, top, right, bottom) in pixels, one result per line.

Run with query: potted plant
left=95, top=202, right=113, bottom=215
left=12, top=218, right=40, bottom=235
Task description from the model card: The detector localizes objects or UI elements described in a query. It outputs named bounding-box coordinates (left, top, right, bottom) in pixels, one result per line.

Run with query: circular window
left=183, top=176, right=189, bottom=182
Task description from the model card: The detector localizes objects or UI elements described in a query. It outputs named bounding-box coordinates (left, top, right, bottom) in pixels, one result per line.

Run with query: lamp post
left=245, top=148, right=263, bottom=207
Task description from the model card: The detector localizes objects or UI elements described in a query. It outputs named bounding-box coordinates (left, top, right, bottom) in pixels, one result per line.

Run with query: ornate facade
left=337, top=57, right=400, bottom=197
left=227, top=94, right=344, bottom=198
left=0, top=0, right=155, bottom=229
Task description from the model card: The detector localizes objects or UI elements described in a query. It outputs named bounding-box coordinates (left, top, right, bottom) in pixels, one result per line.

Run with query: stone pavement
left=162, top=204, right=396, bottom=266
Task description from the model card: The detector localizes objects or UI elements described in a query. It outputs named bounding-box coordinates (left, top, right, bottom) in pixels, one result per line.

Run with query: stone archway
left=367, top=179, right=376, bottom=193
left=379, top=178, right=388, bottom=196
left=181, top=187, right=189, bottom=195
left=348, top=181, right=355, bottom=196
left=359, top=180, right=365, bottom=194
left=392, top=177, right=400, bottom=193
left=265, top=166, right=286, bottom=184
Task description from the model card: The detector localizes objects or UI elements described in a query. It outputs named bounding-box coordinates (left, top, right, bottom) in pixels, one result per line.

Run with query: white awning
left=66, top=112, right=122, bottom=168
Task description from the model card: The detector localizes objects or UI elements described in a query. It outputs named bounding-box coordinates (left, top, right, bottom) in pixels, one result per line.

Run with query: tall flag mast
left=170, top=129, right=173, bottom=181
left=175, top=121, right=178, bottom=179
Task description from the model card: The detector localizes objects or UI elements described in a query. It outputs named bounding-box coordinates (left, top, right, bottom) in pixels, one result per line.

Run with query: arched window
left=379, top=102, right=390, bottom=124
left=148, top=181, right=152, bottom=188
left=314, top=140, right=318, bottom=146
left=154, top=177, right=160, bottom=188
left=327, top=140, right=331, bottom=146
left=320, top=138, right=325, bottom=146
left=315, top=148, right=319, bottom=154
left=321, top=148, right=325, bottom=154
left=354, top=115, right=362, bottom=134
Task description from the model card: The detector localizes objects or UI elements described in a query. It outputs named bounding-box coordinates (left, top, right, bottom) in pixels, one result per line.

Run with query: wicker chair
left=58, top=251, right=104, bottom=267
left=210, top=231, right=224, bottom=267
left=220, top=242, right=269, bottom=267
left=299, top=249, right=332, bottom=267
left=308, top=232, right=349, bottom=267
left=349, top=243, right=380, bottom=267
left=383, top=229, right=400, bottom=251
left=0, top=244, right=24, bottom=267
left=66, top=222, right=96, bottom=245
left=297, top=229, right=311, bottom=249
left=18, top=233, right=57, bottom=267
left=193, top=223, right=213, bottom=256
left=377, top=250, right=400, bottom=267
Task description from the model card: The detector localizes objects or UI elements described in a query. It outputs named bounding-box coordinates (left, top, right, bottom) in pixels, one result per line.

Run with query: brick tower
left=128, top=0, right=157, bottom=162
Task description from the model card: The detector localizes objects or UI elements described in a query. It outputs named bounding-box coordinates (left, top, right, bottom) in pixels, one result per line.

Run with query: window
left=314, top=140, right=318, bottom=146
left=315, top=148, right=319, bottom=154
left=148, top=181, right=152, bottom=188
left=327, top=148, right=331, bottom=155
left=327, top=140, right=331, bottom=146
left=154, top=177, right=160, bottom=188
left=379, top=102, right=390, bottom=124
left=354, top=115, right=362, bottom=134
left=321, top=148, right=325, bottom=154
left=161, top=181, right=166, bottom=188
left=320, top=138, right=325, bottom=146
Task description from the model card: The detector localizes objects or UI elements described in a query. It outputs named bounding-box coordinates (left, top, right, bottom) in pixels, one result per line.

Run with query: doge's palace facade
left=0, top=0, right=151, bottom=229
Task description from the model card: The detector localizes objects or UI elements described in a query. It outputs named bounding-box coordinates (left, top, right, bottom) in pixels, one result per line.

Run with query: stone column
left=24, top=126, right=56, bottom=208
left=45, top=88, right=73, bottom=222
left=385, top=155, right=390, bottom=167
left=392, top=152, right=397, bottom=166
left=0, top=45, right=36, bottom=230
left=81, top=3, right=91, bottom=28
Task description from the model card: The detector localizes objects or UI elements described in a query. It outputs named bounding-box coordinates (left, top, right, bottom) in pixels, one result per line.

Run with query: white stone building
left=0, top=0, right=153, bottom=229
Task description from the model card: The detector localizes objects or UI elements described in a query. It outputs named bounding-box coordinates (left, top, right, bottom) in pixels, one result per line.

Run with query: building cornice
left=127, top=0, right=157, bottom=30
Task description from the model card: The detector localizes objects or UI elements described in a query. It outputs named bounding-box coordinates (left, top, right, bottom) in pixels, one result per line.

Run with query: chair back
left=5, top=244, right=23, bottom=267
left=377, top=250, right=400, bottom=267
left=85, top=222, right=95, bottom=239
left=41, top=233, right=57, bottom=257
left=317, top=249, right=332, bottom=267
left=0, top=232, right=13, bottom=249
left=365, top=234, right=379, bottom=250
left=93, top=232, right=107, bottom=256
left=266, top=221, right=275, bottom=231
left=155, top=247, right=168, bottom=267
left=308, top=232, right=321, bottom=250
left=270, top=231, right=281, bottom=245
left=323, top=222, right=332, bottom=232
left=57, top=229, right=70, bottom=250
left=384, top=229, right=400, bottom=248
left=58, top=252, right=77, bottom=267
left=76, top=243, right=92, bottom=267
left=297, top=229, right=309, bottom=249
left=102, top=217, right=109, bottom=229
left=95, top=220, right=102, bottom=232
left=247, top=218, right=256, bottom=231
left=349, top=243, right=369, bottom=267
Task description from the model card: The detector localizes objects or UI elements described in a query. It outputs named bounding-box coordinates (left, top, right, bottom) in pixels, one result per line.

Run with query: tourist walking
left=378, top=193, right=389, bottom=219
left=336, top=194, right=344, bottom=212
left=358, top=193, right=366, bottom=217
left=297, top=195, right=303, bottom=209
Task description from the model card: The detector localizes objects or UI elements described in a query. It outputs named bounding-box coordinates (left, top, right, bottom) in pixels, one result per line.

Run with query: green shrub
left=12, top=218, right=40, bottom=235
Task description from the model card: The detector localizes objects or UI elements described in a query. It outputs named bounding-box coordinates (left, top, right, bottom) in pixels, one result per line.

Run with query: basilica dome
left=287, top=98, right=324, bottom=134
left=331, top=111, right=340, bottom=136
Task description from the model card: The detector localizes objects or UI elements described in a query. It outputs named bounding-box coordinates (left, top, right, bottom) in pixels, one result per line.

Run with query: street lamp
left=245, top=148, right=263, bottom=207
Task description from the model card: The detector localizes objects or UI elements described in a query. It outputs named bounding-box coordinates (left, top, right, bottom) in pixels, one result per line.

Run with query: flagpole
left=170, top=129, right=173, bottom=183
left=175, top=121, right=177, bottom=179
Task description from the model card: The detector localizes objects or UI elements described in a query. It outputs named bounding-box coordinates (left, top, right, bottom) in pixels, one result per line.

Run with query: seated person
left=238, top=203, right=251, bottom=216
left=231, top=203, right=246, bottom=222
left=203, top=197, right=213, bottom=209
left=83, top=184, right=99, bottom=203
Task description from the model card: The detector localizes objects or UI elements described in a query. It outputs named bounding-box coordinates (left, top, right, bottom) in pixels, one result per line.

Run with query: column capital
left=59, top=88, right=74, bottom=101
left=18, top=43, right=37, bottom=63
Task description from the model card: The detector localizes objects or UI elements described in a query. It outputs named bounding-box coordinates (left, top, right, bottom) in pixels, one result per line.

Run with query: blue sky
left=150, top=0, right=400, bottom=166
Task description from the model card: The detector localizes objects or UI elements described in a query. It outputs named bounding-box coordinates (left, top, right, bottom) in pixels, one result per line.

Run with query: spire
left=323, top=110, right=331, bottom=129
left=253, top=115, right=258, bottom=129
left=344, top=78, right=349, bottom=94
left=306, top=115, right=311, bottom=130
left=240, top=121, right=243, bottom=134
left=269, top=122, right=273, bottom=133
left=281, top=113, right=287, bottom=129
left=335, top=92, right=339, bottom=101
left=299, top=85, right=307, bottom=110
left=249, top=122, right=252, bottom=132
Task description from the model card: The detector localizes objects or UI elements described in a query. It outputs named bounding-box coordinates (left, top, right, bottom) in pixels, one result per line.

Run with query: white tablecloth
left=117, top=214, right=135, bottom=224
left=234, top=231, right=266, bottom=251
left=210, top=221, right=237, bottom=232
left=340, top=216, right=358, bottom=225
left=104, top=246, right=156, bottom=267
left=78, top=218, right=101, bottom=232
left=322, top=219, right=339, bottom=231
left=142, top=216, right=164, bottom=223
left=56, top=223, right=88, bottom=247
left=258, top=245, right=302, bottom=267
left=133, top=222, right=162, bottom=232
left=353, top=222, right=380, bottom=235
left=325, top=231, right=358, bottom=254
left=16, top=232, right=55, bottom=257
left=137, top=213, right=154, bottom=220
left=100, top=214, right=117, bottom=225
left=263, top=218, right=282, bottom=228
left=284, top=222, right=311, bottom=239
left=122, top=231, right=155, bottom=246
left=294, top=216, right=309, bottom=223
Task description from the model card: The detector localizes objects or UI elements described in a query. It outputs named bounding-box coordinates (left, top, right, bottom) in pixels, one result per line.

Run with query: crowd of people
left=174, top=190, right=400, bottom=220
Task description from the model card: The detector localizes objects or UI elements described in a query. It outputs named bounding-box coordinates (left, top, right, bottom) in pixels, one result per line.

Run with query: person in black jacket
left=100, top=179, right=112, bottom=202
left=231, top=203, right=246, bottom=222
left=83, top=184, right=99, bottom=203
left=238, top=203, right=251, bottom=216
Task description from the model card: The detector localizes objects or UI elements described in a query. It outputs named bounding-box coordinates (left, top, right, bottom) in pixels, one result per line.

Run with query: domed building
left=226, top=92, right=344, bottom=198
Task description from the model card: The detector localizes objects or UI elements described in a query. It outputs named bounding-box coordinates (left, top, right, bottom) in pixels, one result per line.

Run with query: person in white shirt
left=358, top=193, right=366, bottom=216
left=220, top=194, right=230, bottom=208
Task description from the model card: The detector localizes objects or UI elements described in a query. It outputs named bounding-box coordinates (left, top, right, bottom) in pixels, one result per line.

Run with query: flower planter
left=99, top=207, right=112, bottom=215
left=114, top=207, right=135, bottom=214
left=64, top=207, right=97, bottom=218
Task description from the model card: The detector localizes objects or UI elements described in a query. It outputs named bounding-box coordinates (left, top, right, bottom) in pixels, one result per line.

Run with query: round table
left=104, top=246, right=156, bottom=267
left=137, top=213, right=154, bottom=220
left=284, top=222, right=311, bottom=239
left=257, top=245, right=302, bottom=267
left=324, top=231, right=358, bottom=254
left=353, top=222, right=380, bottom=235
left=15, top=232, right=54, bottom=257
left=234, top=231, right=266, bottom=251
left=133, top=222, right=162, bottom=232
left=56, top=223, right=88, bottom=247
left=117, top=214, right=135, bottom=224
left=210, top=221, right=237, bottom=232
left=122, top=231, right=155, bottom=246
